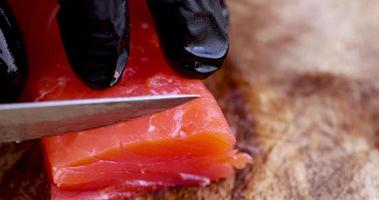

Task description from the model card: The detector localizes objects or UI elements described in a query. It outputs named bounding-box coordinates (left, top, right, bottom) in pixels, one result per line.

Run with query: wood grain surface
left=143, top=0, right=379, bottom=199
left=1, top=0, right=379, bottom=199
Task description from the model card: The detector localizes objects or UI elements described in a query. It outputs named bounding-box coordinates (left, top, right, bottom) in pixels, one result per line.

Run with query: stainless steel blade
left=0, top=94, right=199, bottom=142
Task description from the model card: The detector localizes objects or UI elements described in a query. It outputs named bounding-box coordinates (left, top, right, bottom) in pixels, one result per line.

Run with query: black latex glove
left=146, top=0, right=229, bottom=79
left=58, top=0, right=229, bottom=88
left=57, top=0, right=130, bottom=89
left=0, top=2, right=26, bottom=103
left=0, top=0, right=229, bottom=101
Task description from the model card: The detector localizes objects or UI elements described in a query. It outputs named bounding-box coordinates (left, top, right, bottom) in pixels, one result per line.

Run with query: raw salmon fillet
left=8, top=0, right=250, bottom=199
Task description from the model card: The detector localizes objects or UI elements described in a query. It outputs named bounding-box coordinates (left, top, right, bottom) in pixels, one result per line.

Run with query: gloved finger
left=0, top=1, right=27, bottom=102
left=146, top=0, right=229, bottom=79
left=57, top=0, right=129, bottom=89
left=220, top=0, right=229, bottom=25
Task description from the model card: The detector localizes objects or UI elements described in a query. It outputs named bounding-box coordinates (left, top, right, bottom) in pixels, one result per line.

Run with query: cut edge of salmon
left=44, top=131, right=251, bottom=189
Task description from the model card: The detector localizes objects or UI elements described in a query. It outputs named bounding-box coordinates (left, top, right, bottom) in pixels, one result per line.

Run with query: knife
left=0, top=94, right=199, bottom=143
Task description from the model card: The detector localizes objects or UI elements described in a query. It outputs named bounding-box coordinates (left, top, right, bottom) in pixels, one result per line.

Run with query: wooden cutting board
left=0, top=0, right=378, bottom=199
left=142, top=0, right=379, bottom=199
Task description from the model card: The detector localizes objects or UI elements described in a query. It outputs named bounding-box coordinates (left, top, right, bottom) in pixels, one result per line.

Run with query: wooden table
left=0, top=0, right=378, bottom=199
left=144, top=0, right=379, bottom=199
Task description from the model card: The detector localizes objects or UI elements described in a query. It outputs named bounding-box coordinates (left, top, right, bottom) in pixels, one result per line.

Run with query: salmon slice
left=8, top=0, right=251, bottom=198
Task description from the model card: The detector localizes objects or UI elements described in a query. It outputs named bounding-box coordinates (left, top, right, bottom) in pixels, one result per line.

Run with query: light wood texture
left=144, top=0, right=379, bottom=199
left=0, top=1, right=378, bottom=199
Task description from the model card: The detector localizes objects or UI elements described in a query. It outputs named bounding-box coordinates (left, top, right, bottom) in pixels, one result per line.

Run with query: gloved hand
left=0, top=0, right=229, bottom=101
left=0, top=1, right=26, bottom=103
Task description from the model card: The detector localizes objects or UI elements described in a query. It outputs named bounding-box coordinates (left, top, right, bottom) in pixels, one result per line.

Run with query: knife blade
left=0, top=94, right=199, bottom=143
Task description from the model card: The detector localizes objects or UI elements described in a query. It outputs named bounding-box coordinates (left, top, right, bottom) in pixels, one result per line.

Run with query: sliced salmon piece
left=8, top=0, right=251, bottom=198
